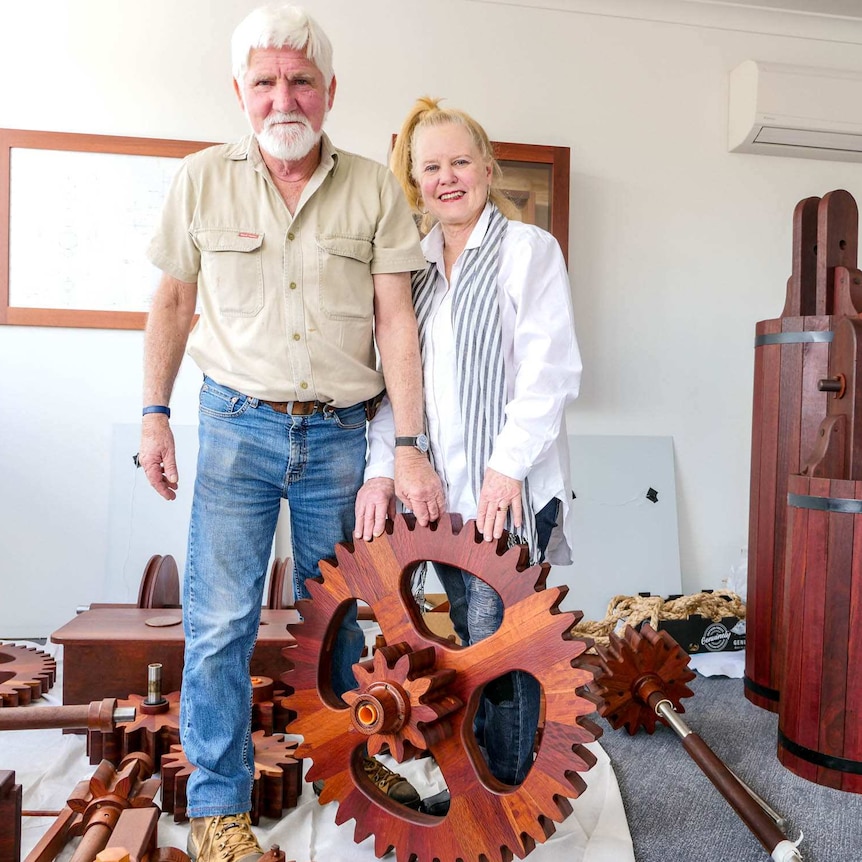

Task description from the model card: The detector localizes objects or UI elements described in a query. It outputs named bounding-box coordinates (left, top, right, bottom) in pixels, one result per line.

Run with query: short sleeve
left=369, top=170, right=426, bottom=275
left=146, top=157, right=202, bottom=284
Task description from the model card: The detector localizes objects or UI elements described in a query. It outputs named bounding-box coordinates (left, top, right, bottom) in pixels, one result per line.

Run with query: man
left=139, top=6, right=444, bottom=861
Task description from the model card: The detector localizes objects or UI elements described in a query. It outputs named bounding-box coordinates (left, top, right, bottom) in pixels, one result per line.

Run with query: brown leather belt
left=259, top=399, right=326, bottom=415
left=259, top=392, right=385, bottom=420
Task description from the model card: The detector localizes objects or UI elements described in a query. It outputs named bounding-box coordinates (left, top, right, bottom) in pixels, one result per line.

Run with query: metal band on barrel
left=788, top=493, right=862, bottom=514
left=743, top=675, right=779, bottom=703
left=779, top=729, right=862, bottom=775
left=754, top=331, right=834, bottom=346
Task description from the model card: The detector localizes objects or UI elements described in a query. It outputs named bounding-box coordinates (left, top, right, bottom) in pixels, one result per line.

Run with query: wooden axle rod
left=0, top=699, right=135, bottom=733
left=648, top=695, right=802, bottom=862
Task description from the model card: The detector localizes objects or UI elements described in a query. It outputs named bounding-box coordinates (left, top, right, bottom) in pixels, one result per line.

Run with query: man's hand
left=139, top=415, right=180, bottom=501
left=476, top=467, right=523, bottom=542
left=394, top=450, right=445, bottom=526
left=354, top=477, right=396, bottom=541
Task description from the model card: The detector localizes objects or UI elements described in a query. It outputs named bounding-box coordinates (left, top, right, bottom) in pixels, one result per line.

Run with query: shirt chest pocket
left=316, top=235, right=374, bottom=321
left=194, top=228, right=265, bottom=317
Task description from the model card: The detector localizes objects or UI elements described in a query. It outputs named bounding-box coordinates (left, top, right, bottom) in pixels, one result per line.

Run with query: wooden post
left=0, top=771, right=22, bottom=862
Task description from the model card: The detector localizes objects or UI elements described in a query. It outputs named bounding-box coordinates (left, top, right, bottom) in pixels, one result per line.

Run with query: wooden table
left=51, top=607, right=298, bottom=705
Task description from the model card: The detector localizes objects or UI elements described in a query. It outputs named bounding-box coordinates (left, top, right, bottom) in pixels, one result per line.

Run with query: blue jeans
left=181, top=376, right=367, bottom=818
left=435, top=498, right=560, bottom=785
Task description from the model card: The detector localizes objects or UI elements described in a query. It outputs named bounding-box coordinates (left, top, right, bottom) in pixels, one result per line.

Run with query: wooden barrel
left=745, top=316, right=832, bottom=711
left=777, top=473, right=862, bottom=792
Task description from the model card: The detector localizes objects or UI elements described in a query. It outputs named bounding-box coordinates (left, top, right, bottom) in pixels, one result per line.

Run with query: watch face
left=416, top=434, right=430, bottom=453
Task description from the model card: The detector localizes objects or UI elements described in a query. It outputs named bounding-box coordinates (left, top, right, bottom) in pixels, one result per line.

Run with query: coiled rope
left=571, top=590, right=746, bottom=647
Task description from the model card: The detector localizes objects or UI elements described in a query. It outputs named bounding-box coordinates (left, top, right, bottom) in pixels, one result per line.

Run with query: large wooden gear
left=284, top=514, right=599, bottom=862
left=0, top=644, right=57, bottom=707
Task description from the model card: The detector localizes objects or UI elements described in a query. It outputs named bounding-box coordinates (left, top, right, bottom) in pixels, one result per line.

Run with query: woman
left=356, top=97, right=582, bottom=787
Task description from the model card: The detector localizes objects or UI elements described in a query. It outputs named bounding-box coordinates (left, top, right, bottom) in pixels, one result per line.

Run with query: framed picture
left=495, top=141, right=570, bottom=265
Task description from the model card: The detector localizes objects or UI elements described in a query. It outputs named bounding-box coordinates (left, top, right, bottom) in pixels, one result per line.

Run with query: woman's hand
left=354, top=477, right=397, bottom=541
left=476, top=468, right=523, bottom=542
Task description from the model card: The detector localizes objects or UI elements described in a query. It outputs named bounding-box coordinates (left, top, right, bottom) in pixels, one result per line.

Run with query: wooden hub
left=350, top=682, right=411, bottom=735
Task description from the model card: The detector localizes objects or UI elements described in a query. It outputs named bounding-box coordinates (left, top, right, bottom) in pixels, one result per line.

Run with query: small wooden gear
left=0, top=643, right=57, bottom=707
left=88, top=692, right=181, bottom=769
left=590, top=621, right=696, bottom=734
left=88, top=675, right=293, bottom=766
left=26, top=752, right=161, bottom=862
left=160, top=732, right=303, bottom=823
left=285, top=514, right=599, bottom=862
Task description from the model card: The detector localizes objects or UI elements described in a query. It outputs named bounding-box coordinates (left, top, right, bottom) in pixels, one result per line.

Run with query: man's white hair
left=231, top=4, right=334, bottom=86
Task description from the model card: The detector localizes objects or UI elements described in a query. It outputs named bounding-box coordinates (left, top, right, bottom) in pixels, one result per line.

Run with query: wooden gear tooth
left=160, top=745, right=194, bottom=823
left=284, top=513, right=599, bottom=862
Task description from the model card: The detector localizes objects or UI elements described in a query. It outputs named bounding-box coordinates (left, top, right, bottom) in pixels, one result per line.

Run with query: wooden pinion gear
left=87, top=664, right=179, bottom=769
left=25, top=752, right=161, bottom=862
left=591, top=621, right=696, bottom=734
left=88, top=691, right=181, bottom=769
left=88, top=670, right=293, bottom=767
left=592, top=624, right=803, bottom=862
left=160, top=732, right=302, bottom=824
left=0, top=644, right=57, bottom=707
left=284, top=513, right=600, bottom=862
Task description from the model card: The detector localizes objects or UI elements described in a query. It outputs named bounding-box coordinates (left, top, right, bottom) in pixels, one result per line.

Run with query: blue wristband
left=142, top=405, right=171, bottom=418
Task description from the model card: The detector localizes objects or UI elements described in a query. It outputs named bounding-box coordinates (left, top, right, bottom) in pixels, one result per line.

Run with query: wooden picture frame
left=0, top=128, right=212, bottom=330
left=495, top=141, right=570, bottom=265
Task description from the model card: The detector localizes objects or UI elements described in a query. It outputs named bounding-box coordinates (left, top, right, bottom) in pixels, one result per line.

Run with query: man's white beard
left=257, top=111, right=324, bottom=161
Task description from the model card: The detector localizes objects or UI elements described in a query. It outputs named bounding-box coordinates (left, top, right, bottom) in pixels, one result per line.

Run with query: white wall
left=2, top=0, right=861, bottom=636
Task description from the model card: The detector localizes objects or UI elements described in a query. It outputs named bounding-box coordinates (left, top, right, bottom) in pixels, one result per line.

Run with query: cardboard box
left=647, top=601, right=746, bottom=655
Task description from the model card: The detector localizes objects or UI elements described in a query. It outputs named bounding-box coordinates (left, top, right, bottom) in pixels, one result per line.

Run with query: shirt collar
left=420, top=202, right=494, bottom=264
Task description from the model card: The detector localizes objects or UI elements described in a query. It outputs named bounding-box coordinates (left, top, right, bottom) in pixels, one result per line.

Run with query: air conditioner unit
left=728, top=60, right=862, bottom=162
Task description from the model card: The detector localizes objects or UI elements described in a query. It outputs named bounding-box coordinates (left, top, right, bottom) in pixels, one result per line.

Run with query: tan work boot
left=312, top=756, right=421, bottom=808
left=187, top=813, right=263, bottom=862
left=361, top=756, right=421, bottom=808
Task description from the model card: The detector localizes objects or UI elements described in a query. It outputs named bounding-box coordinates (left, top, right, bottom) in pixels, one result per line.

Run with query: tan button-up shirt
left=147, top=134, right=425, bottom=406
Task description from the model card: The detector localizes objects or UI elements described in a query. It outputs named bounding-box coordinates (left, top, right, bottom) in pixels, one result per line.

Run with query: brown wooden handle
left=681, top=732, right=788, bottom=855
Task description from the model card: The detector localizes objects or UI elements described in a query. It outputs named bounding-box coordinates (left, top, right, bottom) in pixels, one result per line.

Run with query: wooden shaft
left=69, top=806, right=123, bottom=862
left=648, top=695, right=793, bottom=858
left=680, top=731, right=790, bottom=856
left=0, top=700, right=127, bottom=732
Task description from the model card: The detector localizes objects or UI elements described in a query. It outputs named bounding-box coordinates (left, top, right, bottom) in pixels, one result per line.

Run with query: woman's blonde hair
left=391, top=97, right=518, bottom=234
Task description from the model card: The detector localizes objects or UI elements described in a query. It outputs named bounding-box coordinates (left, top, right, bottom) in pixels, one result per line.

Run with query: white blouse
left=365, top=204, right=582, bottom=564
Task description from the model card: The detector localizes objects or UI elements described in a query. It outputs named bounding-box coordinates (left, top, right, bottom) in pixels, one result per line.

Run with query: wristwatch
left=395, top=434, right=430, bottom=454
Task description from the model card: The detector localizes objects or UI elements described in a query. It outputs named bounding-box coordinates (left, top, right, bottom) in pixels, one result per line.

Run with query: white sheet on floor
left=1, top=642, right=634, bottom=862
left=688, top=650, right=745, bottom=678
